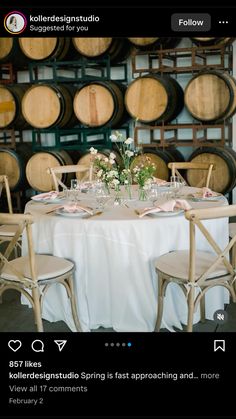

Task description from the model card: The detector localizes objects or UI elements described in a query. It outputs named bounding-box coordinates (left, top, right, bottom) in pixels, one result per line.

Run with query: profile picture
left=4, top=11, right=27, bottom=35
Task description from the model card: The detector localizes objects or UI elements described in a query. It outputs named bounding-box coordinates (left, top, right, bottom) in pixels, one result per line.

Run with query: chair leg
left=200, top=294, right=206, bottom=323
left=154, top=273, right=165, bottom=332
left=32, top=288, right=44, bottom=332
left=67, top=275, right=82, bottom=332
left=187, top=287, right=194, bottom=332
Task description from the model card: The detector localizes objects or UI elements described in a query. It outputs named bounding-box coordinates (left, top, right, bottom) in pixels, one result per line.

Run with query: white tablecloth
left=24, top=190, right=229, bottom=332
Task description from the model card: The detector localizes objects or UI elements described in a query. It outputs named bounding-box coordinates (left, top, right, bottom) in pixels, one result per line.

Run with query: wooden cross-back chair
left=48, top=164, right=93, bottom=192
left=0, top=175, right=21, bottom=253
left=168, top=162, right=214, bottom=188
left=0, top=213, right=82, bottom=332
left=154, top=205, right=236, bottom=332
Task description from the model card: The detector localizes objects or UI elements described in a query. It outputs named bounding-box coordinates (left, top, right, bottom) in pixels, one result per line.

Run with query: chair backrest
left=185, top=205, right=236, bottom=286
left=0, top=175, right=13, bottom=214
left=0, top=213, right=37, bottom=288
left=168, top=162, right=214, bottom=188
left=48, top=164, right=93, bottom=192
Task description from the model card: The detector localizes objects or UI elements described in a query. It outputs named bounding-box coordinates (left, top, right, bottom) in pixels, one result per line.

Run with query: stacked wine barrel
left=0, top=36, right=236, bottom=194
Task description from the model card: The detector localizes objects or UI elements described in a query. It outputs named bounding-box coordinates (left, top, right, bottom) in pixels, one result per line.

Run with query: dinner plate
left=190, top=195, right=223, bottom=202
left=31, top=193, right=65, bottom=204
left=55, top=208, right=89, bottom=218
left=148, top=209, right=184, bottom=217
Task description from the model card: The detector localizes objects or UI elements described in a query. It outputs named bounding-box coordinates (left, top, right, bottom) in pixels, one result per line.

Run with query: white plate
left=55, top=208, right=89, bottom=218
left=148, top=209, right=184, bottom=217
left=32, top=197, right=65, bottom=204
left=190, top=195, right=223, bottom=202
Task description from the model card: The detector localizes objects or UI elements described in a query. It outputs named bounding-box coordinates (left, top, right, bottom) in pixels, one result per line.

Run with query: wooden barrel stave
left=22, top=84, right=76, bottom=129
left=18, top=37, right=71, bottom=61
left=125, top=75, right=184, bottom=124
left=26, top=151, right=74, bottom=192
left=0, top=84, right=29, bottom=129
left=127, top=37, right=181, bottom=50
left=187, top=147, right=236, bottom=194
left=73, top=81, right=126, bottom=128
left=184, top=71, right=236, bottom=122
left=72, top=37, right=131, bottom=63
left=0, top=143, right=33, bottom=191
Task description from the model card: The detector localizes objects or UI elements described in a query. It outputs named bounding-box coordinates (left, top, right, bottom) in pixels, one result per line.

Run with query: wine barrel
left=184, top=71, right=236, bottom=122
left=0, top=38, right=27, bottom=65
left=72, top=37, right=130, bottom=63
left=76, top=149, right=123, bottom=181
left=0, top=84, right=29, bottom=129
left=22, top=84, right=76, bottom=128
left=187, top=147, right=236, bottom=194
left=125, top=75, right=184, bottom=124
left=130, top=148, right=185, bottom=181
left=0, top=143, right=33, bottom=191
left=26, top=150, right=74, bottom=192
left=127, top=37, right=181, bottom=50
left=73, top=81, right=126, bottom=128
left=191, top=38, right=234, bottom=47
left=18, top=37, right=71, bottom=61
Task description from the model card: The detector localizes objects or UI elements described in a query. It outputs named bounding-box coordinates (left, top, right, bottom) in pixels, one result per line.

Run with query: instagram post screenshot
left=0, top=2, right=236, bottom=418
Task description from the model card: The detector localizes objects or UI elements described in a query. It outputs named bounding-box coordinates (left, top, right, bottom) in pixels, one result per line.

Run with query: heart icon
left=8, top=340, right=22, bottom=352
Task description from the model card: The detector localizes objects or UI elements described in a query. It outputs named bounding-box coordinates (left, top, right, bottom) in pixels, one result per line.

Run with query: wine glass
left=170, top=176, right=181, bottom=198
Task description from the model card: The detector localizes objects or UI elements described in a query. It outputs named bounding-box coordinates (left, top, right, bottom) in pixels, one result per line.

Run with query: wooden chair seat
left=1, top=254, right=74, bottom=283
left=155, top=250, right=228, bottom=282
left=154, top=205, right=236, bottom=332
left=0, top=224, right=19, bottom=237
left=0, top=213, right=82, bottom=332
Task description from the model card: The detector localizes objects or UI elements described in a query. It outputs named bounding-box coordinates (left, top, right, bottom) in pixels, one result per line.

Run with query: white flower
left=132, top=167, right=140, bottom=173
left=124, top=137, right=133, bottom=145
left=89, top=147, right=98, bottom=155
left=109, top=159, right=115, bottom=165
left=124, top=180, right=129, bottom=184
left=110, top=134, right=118, bottom=141
left=111, top=179, right=120, bottom=186
left=125, top=150, right=134, bottom=157
left=104, top=157, right=109, bottom=162
left=97, top=169, right=103, bottom=178
left=109, top=152, right=116, bottom=160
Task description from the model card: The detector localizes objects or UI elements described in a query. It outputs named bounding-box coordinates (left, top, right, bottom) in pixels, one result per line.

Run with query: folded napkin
left=137, top=199, right=192, bottom=218
left=32, top=191, right=59, bottom=201
left=62, top=204, right=93, bottom=215
left=202, top=187, right=219, bottom=198
left=153, top=177, right=168, bottom=185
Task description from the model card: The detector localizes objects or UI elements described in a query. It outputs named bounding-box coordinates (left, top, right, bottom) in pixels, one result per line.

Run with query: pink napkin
left=137, top=199, right=192, bottom=218
left=32, top=191, right=59, bottom=201
left=153, top=177, right=168, bottom=185
left=62, top=204, right=93, bottom=215
left=201, top=187, right=219, bottom=198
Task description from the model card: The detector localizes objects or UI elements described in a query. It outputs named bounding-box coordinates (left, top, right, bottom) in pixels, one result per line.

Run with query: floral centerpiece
left=132, top=157, right=156, bottom=200
left=89, top=147, right=120, bottom=192
left=89, top=132, right=156, bottom=201
left=110, top=131, right=134, bottom=198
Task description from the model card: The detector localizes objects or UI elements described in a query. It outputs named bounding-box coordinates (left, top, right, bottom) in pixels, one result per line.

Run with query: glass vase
left=138, top=186, right=148, bottom=201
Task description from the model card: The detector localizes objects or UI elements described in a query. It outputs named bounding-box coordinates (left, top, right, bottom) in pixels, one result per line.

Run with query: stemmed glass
left=66, top=179, right=80, bottom=203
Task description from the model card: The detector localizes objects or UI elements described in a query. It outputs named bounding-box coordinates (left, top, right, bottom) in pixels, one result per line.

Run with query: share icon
left=54, top=340, right=67, bottom=352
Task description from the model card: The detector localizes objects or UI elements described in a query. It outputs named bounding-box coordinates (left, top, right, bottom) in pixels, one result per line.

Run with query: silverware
left=88, top=211, right=103, bottom=218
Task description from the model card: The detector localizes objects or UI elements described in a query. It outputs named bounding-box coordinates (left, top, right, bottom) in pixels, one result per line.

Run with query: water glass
left=148, top=183, right=159, bottom=205
left=94, top=182, right=110, bottom=210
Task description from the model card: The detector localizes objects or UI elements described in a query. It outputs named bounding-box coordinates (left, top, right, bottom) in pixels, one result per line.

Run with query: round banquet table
left=23, top=187, right=229, bottom=332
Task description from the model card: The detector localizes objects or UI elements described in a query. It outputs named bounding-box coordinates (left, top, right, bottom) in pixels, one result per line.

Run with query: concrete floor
left=0, top=289, right=235, bottom=332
